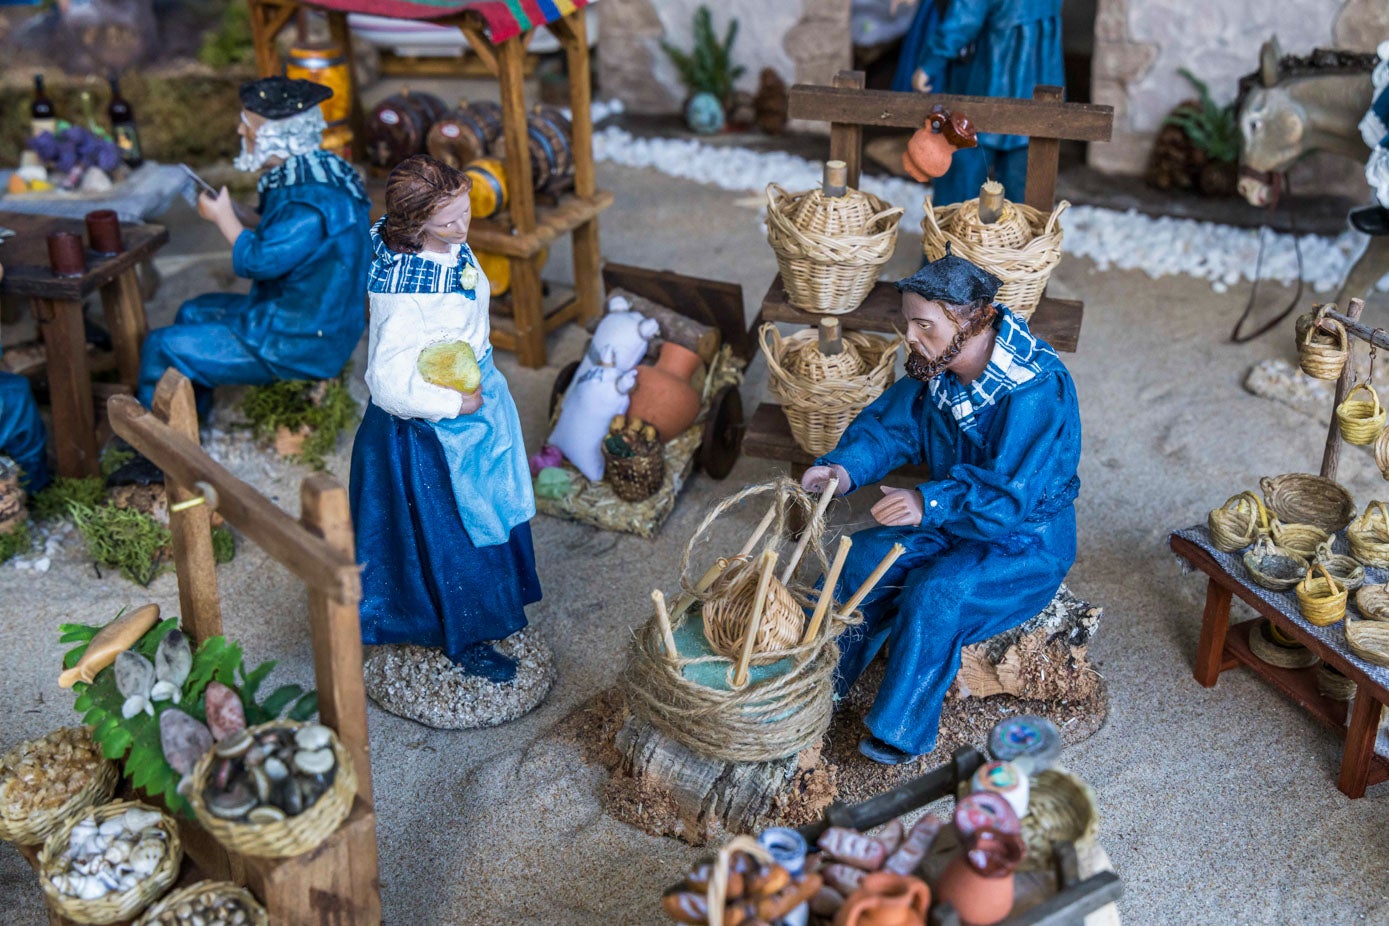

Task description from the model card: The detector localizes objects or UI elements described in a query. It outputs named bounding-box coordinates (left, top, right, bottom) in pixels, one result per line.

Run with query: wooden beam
left=34, top=297, right=99, bottom=478
left=1024, top=85, right=1063, bottom=212
left=788, top=85, right=1114, bottom=141
left=497, top=35, right=537, bottom=235
left=106, top=395, right=361, bottom=605
left=559, top=9, right=595, bottom=198
left=249, top=0, right=300, bottom=76
left=98, top=270, right=147, bottom=389
left=829, top=71, right=865, bottom=188
left=452, top=20, right=500, bottom=77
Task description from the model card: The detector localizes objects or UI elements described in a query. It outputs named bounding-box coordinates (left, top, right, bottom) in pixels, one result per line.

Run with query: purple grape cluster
left=27, top=127, right=122, bottom=175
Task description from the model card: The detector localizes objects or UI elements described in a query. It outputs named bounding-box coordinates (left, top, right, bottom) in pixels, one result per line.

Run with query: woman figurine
left=349, top=155, right=539, bottom=681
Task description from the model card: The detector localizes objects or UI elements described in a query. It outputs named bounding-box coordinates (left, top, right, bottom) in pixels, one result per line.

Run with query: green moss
left=100, top=444, right=135, bottom=479
left=70, top=503, right=172, bottom=587
left=241, top=374, right=360, bottom=470
left=0, top=524, right=32, bottom=564
left=31, top=476, right=106, bottom=522
left=199, top=1, right=255, bottom=69
left=211, top=525, right=236, bottom=564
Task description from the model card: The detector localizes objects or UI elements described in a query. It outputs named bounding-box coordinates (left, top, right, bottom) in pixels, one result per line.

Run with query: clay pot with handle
left=627, top=341, right=702, bottom=442
left=903, top=105, right=978, bottom=182
left=833, top=871, right=930, bottom=926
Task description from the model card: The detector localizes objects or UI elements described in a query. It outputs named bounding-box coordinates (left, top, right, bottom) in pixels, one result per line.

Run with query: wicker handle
left=1041, top=199, right=1072, bottom=237
left=1367, top=500, right=1389, bottom=530
left=1223, top=490, right=1268, bottom=528
left=1251, top=534, right=1277, bottom=558
left=1304, top=561, right=1339, bottom=594
left=865, top=203, right=906, bottom=233
left=1315, top=539, right=1337, bottom=565
left=1345, top=381, right=1381, bottom=414
left=706, top=836, right=777, bottom=926
left=1302, top=316, right=1348, bottom=352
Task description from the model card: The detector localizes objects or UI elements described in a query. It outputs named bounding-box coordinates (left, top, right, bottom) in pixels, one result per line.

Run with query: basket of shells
left=0, top=726, right=119, bottom=847
left=134, top=880, right=268, bottom=926
left=38, top=800, right=182, bottom=925
left=188, top=721, right=355, bottom=858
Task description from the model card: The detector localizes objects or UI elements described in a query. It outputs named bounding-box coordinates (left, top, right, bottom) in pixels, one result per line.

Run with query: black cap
left=239, top=76, right=332, bottom=119
left=895, top=244, right=1001, bottom=306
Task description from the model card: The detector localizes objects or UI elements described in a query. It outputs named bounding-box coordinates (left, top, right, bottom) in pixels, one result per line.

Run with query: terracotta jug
left=933, top=828, right=1025, bottom=926
left=833, top=872, right=930, bottom=926
left=628, top=341, right=702, bottom=441
left=903, top=105, right=978, bottom=182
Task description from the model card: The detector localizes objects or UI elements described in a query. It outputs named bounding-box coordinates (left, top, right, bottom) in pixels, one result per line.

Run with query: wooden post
left=1321, top=297, right=1367, bottom=481
left=151, top=372, right=223, bottom=644
left=829, top=71, right=865, bottom=189
left=1192, top=579, right=1233, bottom=687
left=1023, top=85, right=1064, bottom=212
left=98, top=270, right=147, bottom=389
left=325, top=9, right=366, bottom=151
left=33, top=297, right=99, bottom=478
left=496, top=33, right=546, bottom=367
left=1338, top=689, right=1383, bottom=798
left=248, top=0, right=300, bottom=76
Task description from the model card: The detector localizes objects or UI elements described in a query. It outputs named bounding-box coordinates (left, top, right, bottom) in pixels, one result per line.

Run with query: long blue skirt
left=349, top=402, right=541, bottom=661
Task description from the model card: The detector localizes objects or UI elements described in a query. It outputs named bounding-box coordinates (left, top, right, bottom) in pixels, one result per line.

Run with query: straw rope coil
left=1268, top=518, right=1329, bottom=560
left=1355, top=583, right=1389, bottom=621
left=1248, top=620, right=1319, bottom=669
left=1348, top=501, right=1389, bottom=567
left=1346, top=620, right=1389, bottom=667
left=1296, top=563, right=1348, bottom=626
left=623, top=479, right=859, bottom=763
left=766, top=183, right=903, bottom=314
left=922, top=198, right=1068, bottom=319
left=1018, top=768, right=1098, bottom=873
left=761, top=325, right=900, bottom=456
left=1315, top=662, right=1357, bottom=701
left=1242, top=536, right=1308, bottom=591
left=1207, top=491, right=1268, bottom=552
left=134, top=880, right=269, bottom=926
left=1260, top=473, right=1356, bottom=534
left=0, top=726, right=118, bottom=846
left=1336, top=382, right=1386, bottom=445
left=1314, top=540, right=1365, bottom=591
left=1297, top=313, right=1349, bottom=380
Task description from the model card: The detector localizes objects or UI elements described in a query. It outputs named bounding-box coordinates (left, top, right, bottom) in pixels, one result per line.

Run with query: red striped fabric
left=305, top=0, right=591, bottom=45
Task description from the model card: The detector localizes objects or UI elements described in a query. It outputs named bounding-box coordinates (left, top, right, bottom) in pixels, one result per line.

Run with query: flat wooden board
left=743, top=401, right=933, bottom=479
left=602, top=262, right=752, bottom=363
left=488, top=282, right=579, bottom=347
left=759, top=276, right=1082, bottom=354
left=0, top=211, right=169, bottom=301
left=465, top=190, right=614, bottom=258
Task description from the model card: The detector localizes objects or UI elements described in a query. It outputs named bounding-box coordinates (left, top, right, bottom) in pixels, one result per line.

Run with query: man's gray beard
left=233, top=137, right=269, bottom=173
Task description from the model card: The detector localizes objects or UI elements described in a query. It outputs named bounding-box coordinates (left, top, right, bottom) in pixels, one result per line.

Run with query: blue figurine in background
left=0, top=361, right=50, bottom=494
left=349, top=155, right=540, bottom=682
left=897, top=0, right=1064, bottom=205
left=801, top=251, right=1080, bottom=765
left=137, top=76, right=371, bottom=414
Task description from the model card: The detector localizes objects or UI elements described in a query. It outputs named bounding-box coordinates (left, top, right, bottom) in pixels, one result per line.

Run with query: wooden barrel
left=365, top=89, right=449, bottom=169
left=463, top=157, right=507, bottom=219
left=495, top=105, right=574, bottom=196
left=285, top=43, right=352, bottom=127
left=426, top=100, right=504, bottom=169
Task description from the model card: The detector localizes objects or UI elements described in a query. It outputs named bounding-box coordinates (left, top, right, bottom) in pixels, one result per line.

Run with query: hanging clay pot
left=833, top=871, right=930, bottom=926
left=903, top=105, right=978, bottom=182
left=628, top=341, right=702, bottom=441
left=933, top=828, right=1025, bottom=926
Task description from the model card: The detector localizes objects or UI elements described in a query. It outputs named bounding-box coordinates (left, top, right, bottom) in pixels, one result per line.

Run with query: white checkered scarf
left=927, top=305, right=1056, bottom=439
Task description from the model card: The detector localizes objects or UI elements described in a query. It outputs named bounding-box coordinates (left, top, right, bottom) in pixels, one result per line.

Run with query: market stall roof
left=302, top=0, right=596, bottom=45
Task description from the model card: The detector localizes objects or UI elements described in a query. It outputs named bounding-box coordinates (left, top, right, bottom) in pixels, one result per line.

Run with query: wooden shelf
left=759, top=275, right=1083, bottom=354
left=466, top=190, right=614, bottom=259
left=489, top=282, right=580, bottom=352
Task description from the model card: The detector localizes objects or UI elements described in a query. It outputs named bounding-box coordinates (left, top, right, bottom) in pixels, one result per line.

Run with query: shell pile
left=203, top=724, right=337, bottom=825
left=0, top=727, right=109, bottom=817
left=47, top=807, right=169, bottom=901
left=145, top=885, right=262, bottom=925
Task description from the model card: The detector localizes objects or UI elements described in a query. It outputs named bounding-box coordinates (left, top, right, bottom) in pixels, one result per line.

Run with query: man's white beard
left=233, top=137, right=271, bottom=173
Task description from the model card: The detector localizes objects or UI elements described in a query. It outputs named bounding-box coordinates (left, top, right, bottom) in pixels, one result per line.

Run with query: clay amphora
left=833, top=871, right=930, bottom=926
left=628, top=341, right=702, bottom=441
left=903, top=128, right=955, bottom=182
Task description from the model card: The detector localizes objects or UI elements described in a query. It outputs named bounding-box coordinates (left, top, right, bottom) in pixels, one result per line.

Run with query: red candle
left=47, top=231, right=86, bottom=277
left=85, top=209, right=123, bottom=255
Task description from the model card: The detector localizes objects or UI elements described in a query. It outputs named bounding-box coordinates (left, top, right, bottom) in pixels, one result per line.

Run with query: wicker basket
left=1374, top=427, right=1389, bottom=480
left=0, top=456, right=25, bottom=535
left=1018, top=768, right=1098, bottom=872
left=766, top=182, right=903, bottom=314
left=1316, top=662, right=1357, bottom=700
left=0, top=726, right=118, bottom=846
left=1346, top=619, right=1389, bottom=667
left=922, top=197, right=1068, bottom=319
left=1242, top=536, right=1308, bottom=591
left=1248, top=620, right=1319, bottom=669
left=1260, top=473, right=1356, bottom=534
left=1296, top=563, right=1348, bottom=626
left=761, top=324, right=900, bottom=456
left=1207, top=491, right=1268, bottom=552
left=1355, top=583, right=1389, bottom=621
left=1348, top=500, right=1389, bottom=567
left=134, top=880, right=269, bottom=926
left=1297, top=314, right=1349, bottom=380
left=702, top=558, right=805, bottom=665
left=1268, top=518, right=1330, bottom=559
left=38, top=800, right=182, bottom=925
left=602, top=427, right=665, bottom=503
left=1314, top=540, right=1365, bottom=591
left=1337, top=382, right=1386, bottom=445
left=188, top=721, right=356, bottom=859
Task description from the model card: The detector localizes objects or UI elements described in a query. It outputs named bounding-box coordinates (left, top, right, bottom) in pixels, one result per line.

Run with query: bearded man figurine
left=801, top=250, right=1081, bottom=765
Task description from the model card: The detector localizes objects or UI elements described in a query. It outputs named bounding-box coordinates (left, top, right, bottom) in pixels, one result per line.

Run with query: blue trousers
left=830, top=517, right=1072, bottom=756
left=931, top=145, right=1030, bottom=207
left=0, top=372, right=50, bottom=492
left=137, top=297, right=279, bottom=409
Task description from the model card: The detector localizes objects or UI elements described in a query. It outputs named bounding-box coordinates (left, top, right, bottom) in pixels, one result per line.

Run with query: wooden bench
left=1170, top=298, right=1389, bottom=798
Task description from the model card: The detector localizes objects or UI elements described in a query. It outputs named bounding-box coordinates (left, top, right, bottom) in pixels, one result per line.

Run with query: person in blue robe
left=0, top=367, right=50, bottom=494
left=898, top=0, right=1064, bottom=206
left=802, top=251, right=1080, bottom=764
left=1352, top=41, right=1389, bottom=235
left=137, top=77, right=371, bottom=414
left=349, top=155, right=539, bottom=682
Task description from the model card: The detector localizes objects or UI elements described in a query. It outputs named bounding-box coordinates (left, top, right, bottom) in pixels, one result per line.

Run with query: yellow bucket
left=464, top=157, right=508, bottom=220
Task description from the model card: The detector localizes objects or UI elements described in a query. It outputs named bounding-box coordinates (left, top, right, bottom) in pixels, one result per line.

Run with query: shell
left=129, top=840, right=164, bottom=875
left=122, top=807, right=163, bottom=832
left=121, top=694, right=154, bottom=719
left=214, top=730, right=252, bottom=758
left=247, top=805, right=286, bottom=825
left=160, top=708, right=215, bottom=777
left=114, top=650, right=155, bottom=700
left=293, top=748, right=334, bottom=776
left=262, top=757, right=289, bottom=781
left=153, top=630, right=192, bottom=699
left=206, top=784, right=256, bottom=820
left=293, top=724, right=332, bottom=751
left=204, top=682, right=247, bottom=741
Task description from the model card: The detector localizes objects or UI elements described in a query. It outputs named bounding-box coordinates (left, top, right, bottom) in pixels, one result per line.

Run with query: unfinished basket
left=766, top=174, right=903, bottom=315
left=1268, top=518, right=1330, bottom=560
left=1248, top=620, right=1319, bottom=669
left=1316, top=662, right=1357, bottom=700
left=1336, top=382, right=1386, bottom=445
left=1348, top=500, right=1389, bottom=567
left=1297, top=315, right=1349, bottom=380
left=1346, top=619, right=1389, bottom=667
left=0, top=726, right=118, bottom=847
left=1260, top=473, right=1356, bottom=534
left=922, top=197, right=1068, bottom=319
left=1314, top=540, right=1365, bottom=591
left=761, top=324, right=900, bottom=455
left=134, top=880, right=269, bottom=926
left=1296, top=562, right=1348, bottom=626
left=1242, top=536, right=1308, bottom=592
left=703, top=562, right=804, bottom=665
left=1355, top=583, right=1389, bottom=621
left=1207, top=491, right=1268, bottom=552
left=1018, top=768, right=1098, bottom=873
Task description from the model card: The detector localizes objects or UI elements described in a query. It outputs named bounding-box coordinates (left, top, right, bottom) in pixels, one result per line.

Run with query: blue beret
left=239, top=77, right=332, bottom=119
left=896, top=247, right=1001, bottom=306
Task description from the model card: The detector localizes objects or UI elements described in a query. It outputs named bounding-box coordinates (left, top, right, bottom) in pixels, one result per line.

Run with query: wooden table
left=0, top=211, right=168, bottom=477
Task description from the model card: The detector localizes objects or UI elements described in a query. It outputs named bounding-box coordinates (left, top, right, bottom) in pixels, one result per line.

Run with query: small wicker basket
left=38, top=800, right=183, bottom=925
left=1355, top=583, right=1389, bottom=621
left=0, top=726, right=118, bottom=846
left=1315, top=662, right=1357, bottom=701
left=134, top=880, right=269, bottom=926
left=1296, top=562, right=1348, bottom=627
left=1268, top=518, right=1330, bottom=560
left=1298, top=314, right=1349, bottom=380
left=602, top=419, right=665, bottom=503
left=1337, top=382, right=1386, bottom=445
left=702, top=558, right=804, bottom=665
left=1242, top=536, right=1308, bottom=591
left=1018, top=768, right=1098, bottom=873
left=1314, top=540, right=1365, bottom=591
left=1260, top=473, right=1356, bottom=534
left=1374, top=427, right=1389, bottom=480
left=188, top=721, right=356, bottom=859
left=1207, top=491, right=1268, bottom=552
left=1346, top=619, right=1389, bottom=667
left=1248, top=620, right=1319, bottom=669
left=1348, top=500, right=1389, bottom=567
left=922, top=197, right=1068, bottom=319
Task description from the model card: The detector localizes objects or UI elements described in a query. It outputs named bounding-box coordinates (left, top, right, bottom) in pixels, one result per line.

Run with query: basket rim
left=0, top=727, right=119, bottom=846
left=134, top=879, right=269, bottom=926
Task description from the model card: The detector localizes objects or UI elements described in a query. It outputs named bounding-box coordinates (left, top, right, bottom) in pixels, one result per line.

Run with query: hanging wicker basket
left=1336, top=382, right=1386, bottom=445
left=1242, top=536, right=1308, bottom=591
left=1346, top=619, right=1389, bottom=667
left=1296, top=562, right=1348, bottom=626
left=1207, top=491, right=1268, bottom=552
left=1348, top=500, right=1389, bottom=567
left=1297, top=314, right=1349, bottom=380
left=1260, top=473, right=1356, bottom=534
left=922, top=197, right=1068, bottom=319
left=1355, top=583, right=1389, bottom=621
left=1268, top=518, right=1330, bottom=560
left=766, top=182, right=903, bottom=314
left=760, top=324, right=900, bottom=456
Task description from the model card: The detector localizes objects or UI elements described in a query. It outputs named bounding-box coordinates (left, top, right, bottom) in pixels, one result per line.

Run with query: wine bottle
left=30, top=74, right=56, bottom=137
left=107, top=76, right=143, bottom=168
left=978, top=179, right=1005, bottom=225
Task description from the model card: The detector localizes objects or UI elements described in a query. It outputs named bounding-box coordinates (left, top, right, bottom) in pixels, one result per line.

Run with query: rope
left=1230, top=172, right=1306, bottom=343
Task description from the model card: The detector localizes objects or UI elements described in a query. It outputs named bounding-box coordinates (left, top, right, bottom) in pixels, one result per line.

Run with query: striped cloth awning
left=306, top=0, right=594, bottom=45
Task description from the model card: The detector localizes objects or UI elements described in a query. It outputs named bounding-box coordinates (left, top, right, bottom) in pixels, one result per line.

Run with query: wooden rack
left=744, top=71, right=1113, bottom=480
left=247, top=0, right=609, bottom=368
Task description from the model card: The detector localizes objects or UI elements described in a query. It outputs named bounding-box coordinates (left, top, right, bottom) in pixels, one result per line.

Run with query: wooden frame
left=247, top=1, right=610, bottom=368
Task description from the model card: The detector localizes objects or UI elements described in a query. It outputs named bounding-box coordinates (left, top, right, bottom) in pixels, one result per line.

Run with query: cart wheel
left=699, top=385, right=744, bottom=479
left=549, top=360, right=581, bottom=419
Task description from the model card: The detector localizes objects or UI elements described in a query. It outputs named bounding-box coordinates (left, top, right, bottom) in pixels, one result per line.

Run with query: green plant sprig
left=1164, top=67, right=1241, bottom=164
left=660, top=5, right=746, bottom=101
left=241, top=374, right=360, bottom=470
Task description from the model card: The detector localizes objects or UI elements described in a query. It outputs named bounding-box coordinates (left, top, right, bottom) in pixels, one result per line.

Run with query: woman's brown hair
left=381, top=155, right=473, bottom=254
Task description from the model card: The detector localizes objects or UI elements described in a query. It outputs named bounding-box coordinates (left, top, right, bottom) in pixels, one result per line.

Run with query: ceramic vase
left=833, top=872, right=930, bottom=926
left=903, top=127, right=956, bottom=182
left=628, top=342, right=701, bottom=441
left=934, top=855, right=1014, bottom=926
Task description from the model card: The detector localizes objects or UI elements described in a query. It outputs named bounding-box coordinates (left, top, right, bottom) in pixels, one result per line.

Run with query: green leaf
left=103, top=725, right=134, bottom=758
left=58, top=623, right=100, bottom=644
left=260, top=684, right=304, bottom=719
left=288, top=691, right=319, bottom=722
left=136, top=619, right=179, bottom=660
left=240, top=659, right=277, bottom=702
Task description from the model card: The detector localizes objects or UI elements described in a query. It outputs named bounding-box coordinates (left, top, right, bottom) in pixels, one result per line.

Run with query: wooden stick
left=802, top=536, right=853, bottom=646
left=733, top=551, right=778, bottom=688
left=739, top=503, right=779, bottom=558
left=672, top=556, right=732, bottom=619
left=781, top=476, right=838, bottom=584
left=652, top=590, right=678, bottom=662
left=837, top=543, right=907, bottom=620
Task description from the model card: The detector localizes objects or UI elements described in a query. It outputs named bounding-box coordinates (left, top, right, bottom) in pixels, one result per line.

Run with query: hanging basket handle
left=1042, top=199, right=1071, bottom=237
left=705, top=836, right=777, bottom=926
left=1367, top=500, right=1389, bottom=530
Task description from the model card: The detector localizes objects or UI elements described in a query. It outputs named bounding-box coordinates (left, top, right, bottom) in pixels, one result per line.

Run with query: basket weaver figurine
left=801, top=249, right=1081, bottom=765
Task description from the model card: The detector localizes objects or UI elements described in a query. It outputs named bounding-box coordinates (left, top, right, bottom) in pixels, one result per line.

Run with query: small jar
left=970, top=760, right=1030, bottom=819
left=85, top=209, right=123, bottom=255
left=987, top=715, right=1062, bottom=774
left=46, top=231, right=85, bottom=277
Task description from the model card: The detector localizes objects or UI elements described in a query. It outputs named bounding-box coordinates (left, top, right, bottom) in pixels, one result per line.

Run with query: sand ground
left=3, top=153, right=1389, bottom=925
